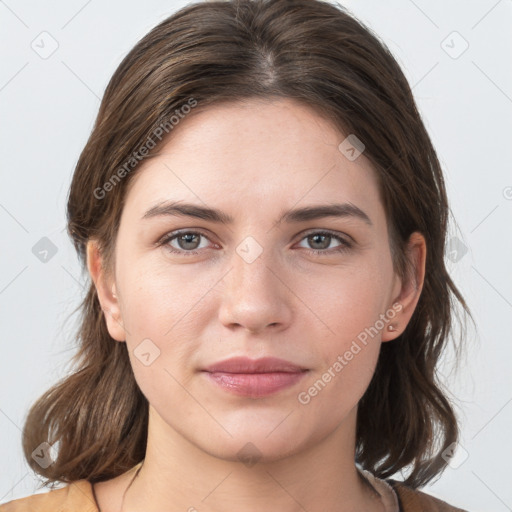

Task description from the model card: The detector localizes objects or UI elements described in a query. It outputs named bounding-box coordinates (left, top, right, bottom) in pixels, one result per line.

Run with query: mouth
left=201, top=356, right=309, bottom=398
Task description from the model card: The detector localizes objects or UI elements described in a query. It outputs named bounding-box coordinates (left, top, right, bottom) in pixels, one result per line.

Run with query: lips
left=202, top=356, right=308, bottom=374
left=202, top=357, right=309, bottom=398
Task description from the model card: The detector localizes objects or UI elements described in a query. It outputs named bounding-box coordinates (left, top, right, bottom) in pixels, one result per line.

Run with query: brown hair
left=22, top=0, right=472, bottom=489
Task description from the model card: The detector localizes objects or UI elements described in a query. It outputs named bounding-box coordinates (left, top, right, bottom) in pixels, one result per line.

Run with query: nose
left=218, top=244, right=293, bottom=335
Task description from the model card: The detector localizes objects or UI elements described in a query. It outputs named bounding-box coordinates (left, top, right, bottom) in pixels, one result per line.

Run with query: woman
left=0, top=0, right=471, bottom=510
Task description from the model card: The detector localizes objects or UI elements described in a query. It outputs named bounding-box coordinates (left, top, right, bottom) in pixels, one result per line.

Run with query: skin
left=87, top=98, right=426, bottom=512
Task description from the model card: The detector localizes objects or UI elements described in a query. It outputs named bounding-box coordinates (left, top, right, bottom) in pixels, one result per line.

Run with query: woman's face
left=89, top=98, right=423, bottom=463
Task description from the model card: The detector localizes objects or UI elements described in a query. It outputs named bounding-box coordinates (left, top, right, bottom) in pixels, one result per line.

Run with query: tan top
left=0, top=463, right=469, bottom=512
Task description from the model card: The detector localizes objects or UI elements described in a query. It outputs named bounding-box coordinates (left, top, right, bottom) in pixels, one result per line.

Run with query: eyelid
left=158, top=227, right=354, bottom=256
left=156, top=228, right=215, bottom=251
left=296, top=227, right=354, bottom=244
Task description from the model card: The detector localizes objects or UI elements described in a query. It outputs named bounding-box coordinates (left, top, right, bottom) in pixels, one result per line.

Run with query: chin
left=202, top=438, right=302, bottom=466
left=191, top=422, right=312, bottom=465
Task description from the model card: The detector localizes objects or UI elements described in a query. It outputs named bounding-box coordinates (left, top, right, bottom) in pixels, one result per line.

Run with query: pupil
left=180, top=233, right=199, bottom=249
left=311, top=234, right=329, bottom=249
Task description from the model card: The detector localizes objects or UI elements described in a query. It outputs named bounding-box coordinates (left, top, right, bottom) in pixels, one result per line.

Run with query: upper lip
left=202, top=356, right=308, bottom=374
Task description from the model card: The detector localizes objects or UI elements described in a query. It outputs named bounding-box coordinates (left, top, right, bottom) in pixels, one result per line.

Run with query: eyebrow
left=141, top=201, right=372, bottom=226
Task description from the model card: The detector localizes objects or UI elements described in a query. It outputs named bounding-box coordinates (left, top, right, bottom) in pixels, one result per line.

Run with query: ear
left=381, top=231, right=426, bottom=342
left=86, top=239, right=126, bottom=342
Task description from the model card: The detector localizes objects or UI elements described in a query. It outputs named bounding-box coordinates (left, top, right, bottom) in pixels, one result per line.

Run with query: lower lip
left=203, top=371, right=308, bottom=398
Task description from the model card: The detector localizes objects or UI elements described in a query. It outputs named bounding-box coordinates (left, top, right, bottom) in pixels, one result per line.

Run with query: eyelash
left=157, top=229, right=353, bottom=257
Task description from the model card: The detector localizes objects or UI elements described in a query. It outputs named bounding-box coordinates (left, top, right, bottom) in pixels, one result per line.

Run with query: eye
left=158, top=230, right=213, bottom=256
left=157, top=229, right=353, bottom=257
left=296, top=231, right=352, bottom=255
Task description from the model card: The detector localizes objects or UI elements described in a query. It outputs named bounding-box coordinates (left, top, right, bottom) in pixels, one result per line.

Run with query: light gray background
left=1, top=1, right=511, bottom=510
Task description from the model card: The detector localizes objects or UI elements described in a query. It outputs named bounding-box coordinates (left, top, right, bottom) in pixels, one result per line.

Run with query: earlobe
left=382, top=232, right=426, bottom=342
left=381, top=304, right=402, bottom=342
left=86, top=240, right=126, bottom=342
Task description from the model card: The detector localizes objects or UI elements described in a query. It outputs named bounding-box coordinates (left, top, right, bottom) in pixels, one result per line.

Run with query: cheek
left=301, top=257, right=392, bottom=343
left=117, top=254, right=229, bottom=391
left=296, top=278, right=386, bottom=424
left=118, top=253, right=217, bottom=336
left=295, top=254, right=392, bottom=396
left=293, top=339, right=379, bottom=450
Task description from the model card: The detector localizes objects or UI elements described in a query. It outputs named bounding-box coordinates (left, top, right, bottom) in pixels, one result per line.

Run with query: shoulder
left=0, top=479, right=97, bottom=512
left=388, top=480, right=469, bottom=512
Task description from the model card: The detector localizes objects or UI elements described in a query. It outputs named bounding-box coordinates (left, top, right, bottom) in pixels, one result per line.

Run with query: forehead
left=122, top=98, right=384, bottom=226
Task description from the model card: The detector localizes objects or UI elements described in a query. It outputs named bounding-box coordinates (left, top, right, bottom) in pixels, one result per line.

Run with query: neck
left=123, top=405, right=384, bottom=512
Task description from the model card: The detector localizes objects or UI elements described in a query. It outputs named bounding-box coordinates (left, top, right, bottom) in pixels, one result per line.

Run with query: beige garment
left=359, top=467, right=400, bottom=512
left=0, top=462, right=469, bottom=512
